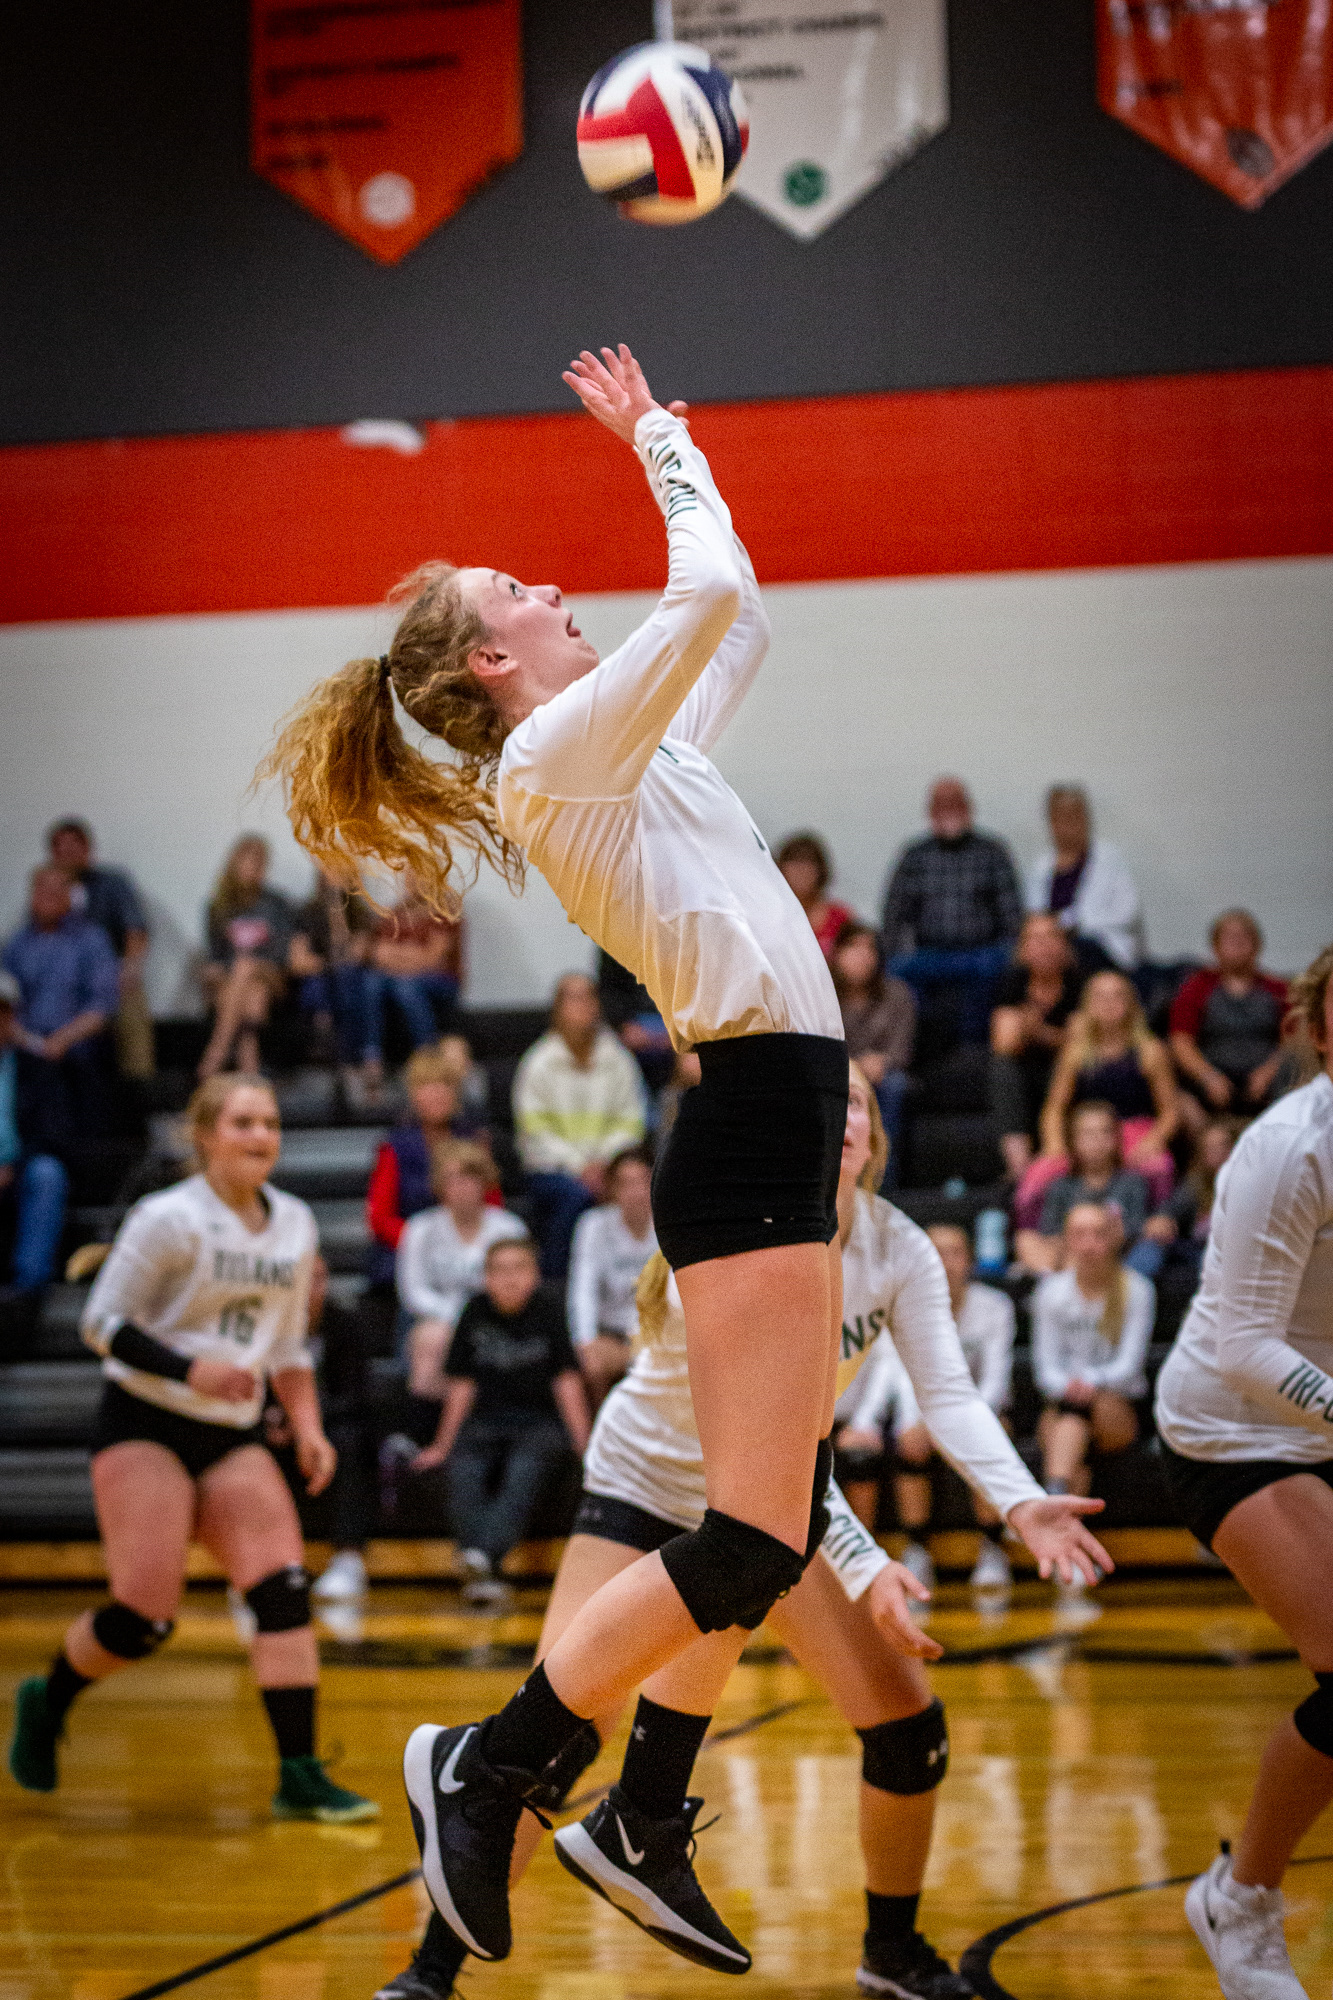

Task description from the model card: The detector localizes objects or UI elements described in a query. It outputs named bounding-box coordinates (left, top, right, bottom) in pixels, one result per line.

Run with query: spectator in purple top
left=3, top=866, right=120, bottom=1151
left=880, top=776, right=1023, bottom=1044
left=1025, top=786, right=1143, bottom=975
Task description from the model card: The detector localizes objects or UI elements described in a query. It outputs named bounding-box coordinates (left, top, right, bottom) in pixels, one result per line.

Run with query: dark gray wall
left=3, top=1, right=1330, bottom=445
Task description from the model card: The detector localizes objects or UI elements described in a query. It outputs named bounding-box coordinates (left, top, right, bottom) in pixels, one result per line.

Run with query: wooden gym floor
left=3, top=1573, right=1332, bottom=2000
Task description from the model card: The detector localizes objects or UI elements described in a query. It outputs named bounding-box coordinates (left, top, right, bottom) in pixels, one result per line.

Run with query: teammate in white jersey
left=376, top=1065, right=1109, bottom=2000
left=566, top=1146, right=658, bottom=1407
left=1153, top=946, right=1333, bottom=2000
left=6, top=1074, right=377, bottom=1825
left=267, top=344, right=860, bottom=1963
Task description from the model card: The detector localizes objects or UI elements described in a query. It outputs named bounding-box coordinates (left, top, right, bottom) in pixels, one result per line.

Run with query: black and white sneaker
left=371, top=1913, right=465, bottom=2000
left=857, top=1929, right=977, bottom=1998
left=402, top=1721, right=548, bottom=1962
left=553, top=1785, right=751, bottom=1975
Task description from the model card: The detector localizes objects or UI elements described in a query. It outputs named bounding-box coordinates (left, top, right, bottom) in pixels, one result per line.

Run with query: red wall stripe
left=1, top=366, right=1330, bottom=623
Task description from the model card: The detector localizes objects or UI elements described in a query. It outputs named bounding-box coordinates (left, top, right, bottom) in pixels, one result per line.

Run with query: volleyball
left=577, top=42, right=749, bottom=225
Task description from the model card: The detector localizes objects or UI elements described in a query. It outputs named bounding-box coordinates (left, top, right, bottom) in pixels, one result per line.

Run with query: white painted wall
left=1, top=554, right=1330, bottom=1011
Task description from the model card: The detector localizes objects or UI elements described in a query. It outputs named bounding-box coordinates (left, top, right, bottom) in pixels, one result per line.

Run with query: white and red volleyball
left=577, top=42, right=749, bottom=225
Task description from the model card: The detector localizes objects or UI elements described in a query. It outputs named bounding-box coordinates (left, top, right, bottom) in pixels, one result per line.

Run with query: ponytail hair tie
left=378, top=654, right=391, bottom=685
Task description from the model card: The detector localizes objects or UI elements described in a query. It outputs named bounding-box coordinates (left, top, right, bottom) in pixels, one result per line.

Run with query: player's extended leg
left=404, top=1235, right=838, bottom=1964
left=9, top=1440, right=189, bottom=1793
left=1184, top=1476, right=1333, bottom=2000
left=196, top=1444, right=378, bottom=1824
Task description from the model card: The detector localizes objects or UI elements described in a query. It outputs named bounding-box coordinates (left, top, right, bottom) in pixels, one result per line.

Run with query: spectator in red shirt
left=1169, top=909, right=1289, bottom=1134
left=776, top=832, right=855, bottom=960
left=366, top=1045, right=478, bottom=1287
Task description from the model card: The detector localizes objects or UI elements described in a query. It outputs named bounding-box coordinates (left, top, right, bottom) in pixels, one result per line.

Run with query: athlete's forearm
left=103, top=1321, right=192, bottom=1382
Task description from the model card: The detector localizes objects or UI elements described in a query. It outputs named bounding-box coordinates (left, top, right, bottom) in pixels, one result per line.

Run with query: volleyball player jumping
left=264, top=344, right=880, bottom=1960
left=378, top=1063, right=1111, bottom=1999
left=1156, top=945, right=1333, bottom=2000
left=7, top=1074, right=377, bottom=1825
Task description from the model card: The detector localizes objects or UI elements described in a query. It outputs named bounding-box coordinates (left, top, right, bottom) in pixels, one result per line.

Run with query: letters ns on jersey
left=1098, top=0, right=1333, bottom=209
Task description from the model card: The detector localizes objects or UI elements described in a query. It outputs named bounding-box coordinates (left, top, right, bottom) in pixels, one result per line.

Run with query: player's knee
left=660, top=1508, right=806, bottom=1633
left=857, top=1699, right=950, bottom=1796
left=245, top=1564, right=311, bottom=1633
left=1294, top=1673, right=1333, bottom=1758
left=528, top=1719, right=602, bottom=1811
left=91, top=1599, right=175, bottom=1660
left=803, top=1436, right=834, bottom=1567
left=896, top=1425, right=932, bottom=1469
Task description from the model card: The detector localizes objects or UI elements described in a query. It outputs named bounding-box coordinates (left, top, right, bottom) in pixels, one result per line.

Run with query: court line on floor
left=958, top=1849, right=1333, bottom=2000
left=112, top=1700, right=807, bottom=2000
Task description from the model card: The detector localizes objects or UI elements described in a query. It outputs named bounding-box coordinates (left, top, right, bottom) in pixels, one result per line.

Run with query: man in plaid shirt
left=880, top=777, right=1023, bottom=1043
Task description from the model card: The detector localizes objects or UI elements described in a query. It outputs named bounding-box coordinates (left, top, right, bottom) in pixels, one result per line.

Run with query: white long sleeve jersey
left=1156, top=1072, right=1333, bottom=1464
left=1032, top=1265, right=1155, bottom=1402
left=497, top=409, right=841, bottom=1052
left=82, top=1175, right=316, bottom=1428
left=582, top=1188, right=1043, bottom=1599
left=396, top=1203, right=530, bottom=1330
left=566, top=1202, right=658, bottom=1347
left=847, top=1279, right=1017, bottom=1435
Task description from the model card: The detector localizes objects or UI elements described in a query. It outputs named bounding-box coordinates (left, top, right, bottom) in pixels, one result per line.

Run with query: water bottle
left=974, top=1206, right=1009, bottom=1275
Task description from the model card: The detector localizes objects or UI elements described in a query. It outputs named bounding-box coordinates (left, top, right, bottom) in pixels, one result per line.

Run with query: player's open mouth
left=566, top=615, right=580, bottom=638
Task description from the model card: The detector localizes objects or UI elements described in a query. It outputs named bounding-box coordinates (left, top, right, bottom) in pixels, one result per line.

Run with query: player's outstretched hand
left=1007, top=1495, right=1113, bottom=1588
left=866, top=1560, right=945, bottom=1661
left=563, top=344, right=663, bottom=444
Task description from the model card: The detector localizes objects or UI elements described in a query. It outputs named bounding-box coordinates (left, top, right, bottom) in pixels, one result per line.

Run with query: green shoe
left=273, top=1754, right=380, bottom=1824
left=9, top=1676, right=61, bottom=1792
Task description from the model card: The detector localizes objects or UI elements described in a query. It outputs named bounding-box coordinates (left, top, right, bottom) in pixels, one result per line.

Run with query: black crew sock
left=484, top=1660, right=587, bottom=1777
left=417, top=1910, right=468, bottom=1990
left=618, top=1695, right=712, bottom=1822
left=866, top=1889, right=921, bottom=1949
left=45, top=1651, right=92, bottom=1726
left=262, top=1684, right=316, bottom=1759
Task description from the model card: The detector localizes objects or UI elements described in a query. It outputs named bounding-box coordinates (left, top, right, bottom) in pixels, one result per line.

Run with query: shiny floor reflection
left=2, top=1577, right=1328, bottom=1998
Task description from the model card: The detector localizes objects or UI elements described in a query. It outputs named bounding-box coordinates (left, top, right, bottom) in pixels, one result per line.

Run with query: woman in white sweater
left=1155, top=946, right=1333, bottom=2000
left=396, top=1139, right=527, bottom=1398
left=1033, top=1202, right=1154, bottom=1499
left=566, top=1146, right=658, bottom=1406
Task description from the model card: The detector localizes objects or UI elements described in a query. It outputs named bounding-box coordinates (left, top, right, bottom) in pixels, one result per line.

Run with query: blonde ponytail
left=1100, top=1264, right=1128, bottom=1352
left=634, top=1252, right=672, bottom=1348
left=257, top=562, right=524, bottom=917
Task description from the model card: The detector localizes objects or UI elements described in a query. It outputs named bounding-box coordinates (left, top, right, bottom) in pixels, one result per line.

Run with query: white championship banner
left=672, top=2, right=949, bottom=239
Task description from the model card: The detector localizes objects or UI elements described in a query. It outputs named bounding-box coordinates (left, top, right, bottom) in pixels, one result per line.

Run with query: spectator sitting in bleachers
left=880, top=775, right=1023, bottom=1044
left=396, top=1139, right=528, bottom=1417
left=567, top=1145, right=658, bottom=1409
left=1016, top=1101, right=1152, bottom=1277
left=596, top=950, right=674, bottom=1096
left=197, top=834, right=295, bottom=1078
left=1135, top=1115, right=1241, bottom=1285
left=289, top=869, right=378, bottom=1091
left=1033, top=1202, right=1154, bottom=1511
left=1025, top=784, right=1143, bottom=974
left=0, top=970, right=69, bottom=1313
left=364, top=877, right=463, bottom=1067
left=3, top=864, right=119, bottom=1151
left=366, top=1045, right=475, bottom=1289
left=1168, top=908, right=1289, bottom=1133
left=1015, top=969, right=1179, bottom=1229
left=829, top=920, right=915, bottom=1177
left=513, top=972, right=646, bottom=1279
left=776, top=831, right=855, bottom=960
left=925, top=1222, right=1018, bottom=1591
left=46, top=817, right=154, bottom=1080
left=830, top=1327, right=915, bottom=1536
left=412, top=1235, right=590, bottom=1605
left=990, top=913, right=1083, bottom=1181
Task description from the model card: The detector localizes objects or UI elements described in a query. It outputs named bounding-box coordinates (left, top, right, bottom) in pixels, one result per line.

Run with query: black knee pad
left=528, top=1720, right=601, bottom=1812
left=660, top=1508, right=806, bottom=1633
left=803, top=1436, right=834, bottom=1569
left=92, top=1600, right=175, bottom=1660
left=858, top=1699, right=950, bottom=1796
left=1294, top=1672, right=1333, bottom=1758
left=245, top=1564, right=311, bottom=1633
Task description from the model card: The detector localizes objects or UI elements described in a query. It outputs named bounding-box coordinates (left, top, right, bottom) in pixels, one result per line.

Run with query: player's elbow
left=695, top=557, right=743, bottom=630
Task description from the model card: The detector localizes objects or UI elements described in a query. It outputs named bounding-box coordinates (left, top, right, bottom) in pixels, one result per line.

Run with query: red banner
left=250, top=0, right=522, bottom=263
left=1098, top=0, right=1333, bottom=209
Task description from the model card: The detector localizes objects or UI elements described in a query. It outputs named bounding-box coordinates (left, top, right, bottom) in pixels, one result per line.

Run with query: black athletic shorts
left=1156, top=1437, right=1333, bottom=1551
left=91, top=1380, right=266, bottom=1481
left=652, top=1032, right=848, bottom=1271
left=571, top=1488, right=684, bottom=1555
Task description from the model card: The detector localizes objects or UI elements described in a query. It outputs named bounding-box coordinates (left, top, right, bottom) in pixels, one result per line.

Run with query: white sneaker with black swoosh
left=1185, top=1846, right=1309, bottom=1999
left=553, top=1785, right=751, bottom=1975
left=402, top=1721, right=549, bottom=1963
